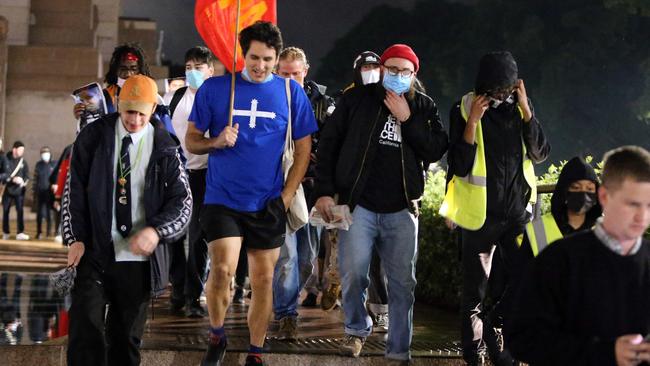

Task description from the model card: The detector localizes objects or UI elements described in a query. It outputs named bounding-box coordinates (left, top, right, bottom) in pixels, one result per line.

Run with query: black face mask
left=565, top=191, right=597, bottom=214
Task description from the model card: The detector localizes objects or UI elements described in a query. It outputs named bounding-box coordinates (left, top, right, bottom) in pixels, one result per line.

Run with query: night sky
left=121, top=0, right=418, bottom=76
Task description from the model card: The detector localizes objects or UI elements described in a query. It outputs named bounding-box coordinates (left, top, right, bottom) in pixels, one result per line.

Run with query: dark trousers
left=184, top=169, right=208, bottom=302
left=3, top=193, right=24, bottom=234
left=460, top=215, right=523, bottom=366
left=168, top=236, right=186, bottom=304
left=36, top=191, right=53, bottom=236
left=0, top=273, right=23, bottom=321
left=67, top=259, right=151, bottom=366
left=367, top=249, right=388, bottom=309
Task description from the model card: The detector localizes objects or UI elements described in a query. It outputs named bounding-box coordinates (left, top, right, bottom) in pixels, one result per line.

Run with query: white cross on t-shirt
left=232, top=99, right=276, bottom=129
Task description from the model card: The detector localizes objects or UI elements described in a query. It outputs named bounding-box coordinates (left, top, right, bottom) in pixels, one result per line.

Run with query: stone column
left=0, top=16, right=8, bottom=141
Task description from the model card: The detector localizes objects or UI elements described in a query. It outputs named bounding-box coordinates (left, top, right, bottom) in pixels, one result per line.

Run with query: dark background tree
left=315, top=0, right=650, bottom=166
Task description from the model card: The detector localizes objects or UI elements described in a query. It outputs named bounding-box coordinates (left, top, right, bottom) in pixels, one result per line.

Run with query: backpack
left=168, top=86, right=188, bottom=118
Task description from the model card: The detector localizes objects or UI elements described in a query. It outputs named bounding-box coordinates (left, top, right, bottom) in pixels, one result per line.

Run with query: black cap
left=353, top=51, right=380, bottom=70
left=12, top=141, right=24, bottom=149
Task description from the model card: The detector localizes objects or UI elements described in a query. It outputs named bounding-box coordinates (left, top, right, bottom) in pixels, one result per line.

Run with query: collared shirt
left=111, top=119, right=154, bottom=261
left=593, top=217, right=642, bottom=256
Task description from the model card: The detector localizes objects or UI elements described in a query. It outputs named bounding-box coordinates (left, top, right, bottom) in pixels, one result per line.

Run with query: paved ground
left=0, top=218, right=463, bottom=363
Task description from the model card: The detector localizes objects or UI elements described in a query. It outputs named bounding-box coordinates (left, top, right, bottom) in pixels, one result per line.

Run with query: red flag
left=195, top=0, right=277, bottom=73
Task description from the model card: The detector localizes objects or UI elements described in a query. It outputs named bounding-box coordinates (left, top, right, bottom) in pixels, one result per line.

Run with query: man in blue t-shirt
left=186, top=21, right=317, bottom=366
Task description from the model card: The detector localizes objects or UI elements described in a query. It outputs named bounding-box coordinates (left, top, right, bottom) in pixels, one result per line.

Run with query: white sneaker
left=2, top=233, right=9, bottom=240
left=15, top=232, right=30, bottom=240
left=54, top=235, right=63, bottom=244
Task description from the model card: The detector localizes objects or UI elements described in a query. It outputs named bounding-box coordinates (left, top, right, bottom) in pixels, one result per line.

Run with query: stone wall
left=94, top=0, right=120, bottom=64
left=28, top=0, right=95, bottom=47
left=0, top=0, right=30, bottom=46
left=0, top=16, right=8, bottom=140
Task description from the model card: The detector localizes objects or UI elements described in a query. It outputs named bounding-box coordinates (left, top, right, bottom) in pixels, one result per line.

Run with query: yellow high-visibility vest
left=440, top=92, right=537, bottom=230
left=521, top=213, right=563, bottom=256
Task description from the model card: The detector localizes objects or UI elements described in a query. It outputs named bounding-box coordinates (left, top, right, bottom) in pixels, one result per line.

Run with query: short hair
left=601, top=145, right=650, bottom=191
left=12, top=141, right=24, bottom=149
left=185, top=46, right=217, bottom=66
left=278, top=47, right=309, bottom=68
left=105, top=43, right=151, bottom=85
left=239, top=21, right=283, bottom=57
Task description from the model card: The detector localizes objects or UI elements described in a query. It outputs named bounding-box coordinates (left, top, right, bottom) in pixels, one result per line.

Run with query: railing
left=533, top=183, right=555, bottom=219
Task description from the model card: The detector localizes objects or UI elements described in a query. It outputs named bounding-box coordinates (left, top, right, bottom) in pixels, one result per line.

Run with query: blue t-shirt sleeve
left=290, top=80, right=319, bottom=140
left=189, top=83, right=211, bottom=133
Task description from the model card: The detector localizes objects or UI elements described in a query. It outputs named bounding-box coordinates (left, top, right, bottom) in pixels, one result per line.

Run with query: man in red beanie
left=313, top=44, right=448, bottom=363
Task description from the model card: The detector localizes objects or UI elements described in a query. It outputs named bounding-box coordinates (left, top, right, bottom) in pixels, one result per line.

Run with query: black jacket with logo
left=62, top=113, right=192, bottom=295
left=312, top=82, right=448, bottom=212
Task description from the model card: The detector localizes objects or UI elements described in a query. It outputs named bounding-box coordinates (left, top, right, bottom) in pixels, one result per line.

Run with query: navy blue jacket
left=62, top=113, right=192, bottom=295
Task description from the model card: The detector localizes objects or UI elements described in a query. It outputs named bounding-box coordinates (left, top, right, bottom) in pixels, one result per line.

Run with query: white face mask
left=361, top=69, right=380, bottom=85
left=41, top=152, right=51, bottom=162
left=117, top=77, right=127, bottom=88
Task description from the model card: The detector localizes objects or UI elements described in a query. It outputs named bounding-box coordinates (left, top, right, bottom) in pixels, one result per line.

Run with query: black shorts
left=200, top=197, right=286, bottom=250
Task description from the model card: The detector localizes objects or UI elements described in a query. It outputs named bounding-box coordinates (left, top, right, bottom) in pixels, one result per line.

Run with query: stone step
left=7, top=45, right=101, bottom=92
left=0, top=345, right=464, bottom=365
left=29, top=0, right=91, bottom=13
left=29, top=26, right=95, bottom=48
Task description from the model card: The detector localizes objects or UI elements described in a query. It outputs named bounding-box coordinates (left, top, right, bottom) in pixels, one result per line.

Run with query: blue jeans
left=339, top=205, right=418, bottom=361
left=273, top=223, right=320, bottom=319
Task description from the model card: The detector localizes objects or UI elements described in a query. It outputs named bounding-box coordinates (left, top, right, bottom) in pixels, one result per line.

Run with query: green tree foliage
left=416, top=170, right=461, bottom=308
left=316, top=0, right=650, bottom=165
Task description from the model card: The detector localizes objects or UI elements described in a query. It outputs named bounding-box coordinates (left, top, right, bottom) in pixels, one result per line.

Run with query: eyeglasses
left=384, top=66, right=414, bottom=78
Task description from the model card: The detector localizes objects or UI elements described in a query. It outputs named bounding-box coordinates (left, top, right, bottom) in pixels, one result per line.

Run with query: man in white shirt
left=64, top=75, right=192, bottom=366
left=163, top=46, right=222, bottom=317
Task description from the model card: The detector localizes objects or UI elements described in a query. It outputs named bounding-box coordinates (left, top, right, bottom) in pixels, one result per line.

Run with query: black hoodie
left=517, top=156, right=602, bottom=263
left=550, top=157, right=601, bottom=234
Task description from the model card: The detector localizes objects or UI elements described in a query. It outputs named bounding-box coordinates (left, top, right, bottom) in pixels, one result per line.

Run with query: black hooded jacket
left=550, top=157, right=601, bottom=233
left=448, top=52, right=550, bottom=224
left=519, top=157, right=602, bottom=261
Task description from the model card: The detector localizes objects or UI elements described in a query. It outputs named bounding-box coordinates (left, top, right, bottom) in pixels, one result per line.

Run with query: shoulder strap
left=9, top=158, right=23, bottom=178
left=285, top=78, right=293, bottom=150
left=169, top=86, right=188, bottom=118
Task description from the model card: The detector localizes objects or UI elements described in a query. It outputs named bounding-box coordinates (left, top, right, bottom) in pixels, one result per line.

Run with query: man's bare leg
left=247, top=247, right=281, bottom=346
left=206, top=237, right=243, bottom=327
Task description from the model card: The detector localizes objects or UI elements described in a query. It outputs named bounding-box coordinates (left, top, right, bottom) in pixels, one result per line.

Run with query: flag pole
left=227, top=0, right=242, bottom=127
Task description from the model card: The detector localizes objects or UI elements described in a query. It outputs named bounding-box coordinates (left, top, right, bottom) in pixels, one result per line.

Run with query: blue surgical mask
left=382, top=71, right=412, bottom=95
left=241, top=68, right=274, bottom=83
left=185, top=69, right=205, bottom=89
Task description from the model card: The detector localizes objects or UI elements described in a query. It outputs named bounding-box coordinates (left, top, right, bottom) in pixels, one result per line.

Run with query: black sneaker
left=244, top=354, right=264, bottom=366
left=232, top=287, right=245, bottom=305
left=169, top=298, right=185, bottom=316
left=187, top=299, right=207, bottom=318
left=301, top=292, right=317, bottom=307
left=201, top=333, right=227, bottom=366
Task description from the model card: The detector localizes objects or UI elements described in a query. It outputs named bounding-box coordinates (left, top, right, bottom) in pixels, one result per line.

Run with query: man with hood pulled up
left=518, top=157, right=601, bottom=263
left=440, top=51, right=550, bottom=365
